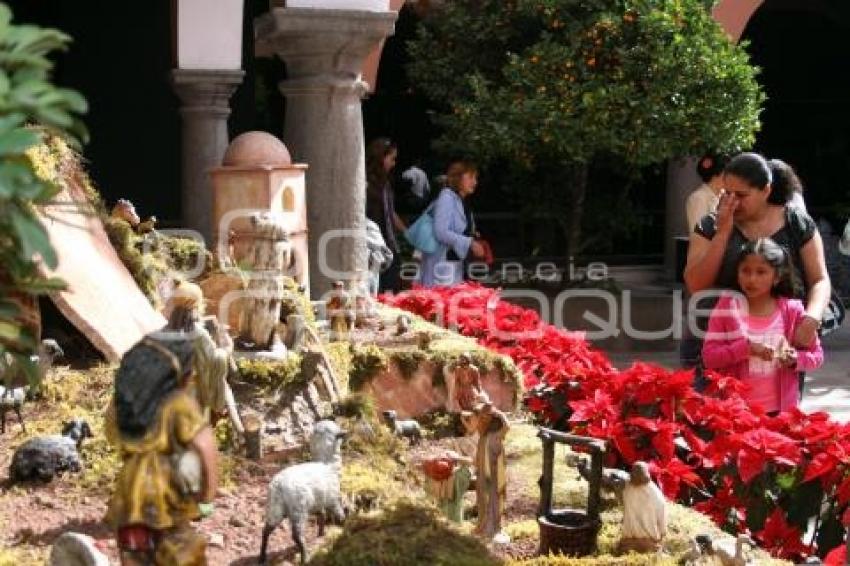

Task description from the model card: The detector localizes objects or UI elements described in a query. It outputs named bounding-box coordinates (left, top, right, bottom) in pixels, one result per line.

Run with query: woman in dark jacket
left=366, top=137, right=407, bottom=292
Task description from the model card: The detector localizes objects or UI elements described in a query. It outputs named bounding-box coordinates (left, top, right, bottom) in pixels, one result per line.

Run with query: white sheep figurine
left=685, top=534, right=757, bottom=566
left=382, top=409, right=421, bottom=444
left=259, top=420, right=348, bottom=565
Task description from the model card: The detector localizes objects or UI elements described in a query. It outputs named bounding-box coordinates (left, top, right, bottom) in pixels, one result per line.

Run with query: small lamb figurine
left=1, top=339, right=64, bottom=433
left=688, top=534, right=756, bottom=566
left=396, top=314, right=412, bottom=336
left=382, top=409, right=422, bottom=444
left=10, top=418, right=92, bottom=482
left=259, top=420, right=348, bottom=565
left=0, top=385, right=27, bottom=434
left=570, top=455, right=631, bottom=497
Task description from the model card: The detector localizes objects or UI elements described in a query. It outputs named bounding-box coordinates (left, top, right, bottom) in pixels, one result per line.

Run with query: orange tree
left=408, top=0, right=764, bottom=259
left=0, top=3, right=87, bottom=371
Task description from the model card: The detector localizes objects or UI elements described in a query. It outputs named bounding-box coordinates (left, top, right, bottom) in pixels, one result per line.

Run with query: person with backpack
left=418, top=160, right=487, bottom=287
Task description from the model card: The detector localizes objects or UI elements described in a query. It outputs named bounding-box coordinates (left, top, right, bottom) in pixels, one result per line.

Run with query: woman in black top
left=365, top=138, right=407, bottom=292
left=683, top=153, right=830, bottom=365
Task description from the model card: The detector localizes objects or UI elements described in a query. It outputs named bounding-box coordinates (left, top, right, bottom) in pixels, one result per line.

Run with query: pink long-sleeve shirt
left=702, top=294, right=824, bottom=412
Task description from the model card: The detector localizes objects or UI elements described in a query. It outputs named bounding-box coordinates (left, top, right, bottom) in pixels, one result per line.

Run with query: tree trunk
left=562, top=164, right=589, bottom=266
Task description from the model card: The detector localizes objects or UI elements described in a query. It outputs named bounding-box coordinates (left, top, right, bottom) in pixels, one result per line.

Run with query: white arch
left=712, top=0, right=765, bottom=43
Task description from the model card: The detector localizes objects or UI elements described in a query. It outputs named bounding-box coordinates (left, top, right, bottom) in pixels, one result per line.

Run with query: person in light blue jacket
left=419, top=160, right=486, bottom=287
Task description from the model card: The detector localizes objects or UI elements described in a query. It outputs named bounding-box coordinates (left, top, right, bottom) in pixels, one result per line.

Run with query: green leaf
left=0, top=160, right=34, bottom=198
left=0, top=4, right=10, bottom=33
left=775, top=472, right=796, bottom=491
left=0, top=127, right=39, bottom=156
left=0, top=320, right=22, bottom=343
left=10, top=207, right=57, bottom=269
left=0, top=112, right=26, bottom=134
left=0, top=69, right=10, bottom=98
left=33, top=105, right=74, bottom=129
left=56, top=88, right=88, bottom=114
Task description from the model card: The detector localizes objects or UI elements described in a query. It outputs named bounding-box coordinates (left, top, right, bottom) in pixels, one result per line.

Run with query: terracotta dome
left=222, top=131, right=291, bottom=167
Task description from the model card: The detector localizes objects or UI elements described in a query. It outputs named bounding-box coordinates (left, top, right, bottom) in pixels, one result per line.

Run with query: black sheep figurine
left=10, top=419, right=92, bottom=482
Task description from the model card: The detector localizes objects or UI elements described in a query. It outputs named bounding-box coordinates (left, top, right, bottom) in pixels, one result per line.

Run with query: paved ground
left=602, top=322, right=850, bottom=422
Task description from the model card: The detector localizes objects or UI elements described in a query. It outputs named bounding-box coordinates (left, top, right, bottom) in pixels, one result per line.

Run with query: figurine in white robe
left=618, top=461, right=667, bottom=554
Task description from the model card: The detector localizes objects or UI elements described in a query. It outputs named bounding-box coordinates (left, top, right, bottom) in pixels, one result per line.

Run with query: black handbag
left=784, top=207, right=845, bottom=337
left=819, top=291, right=845, bottom=337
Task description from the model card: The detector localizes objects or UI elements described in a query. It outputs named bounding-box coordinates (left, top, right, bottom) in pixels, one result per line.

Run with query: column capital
left=255, top=8, right=397, bottom=80
left=171, top=69, right=245, bottom=117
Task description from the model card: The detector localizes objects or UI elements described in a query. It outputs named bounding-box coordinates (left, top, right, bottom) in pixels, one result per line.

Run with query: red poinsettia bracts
left=694, top=476, right=747, bottom=531
left=381, top=283, right=849, bottom=559
left=754, top=508, right=813, bottom=560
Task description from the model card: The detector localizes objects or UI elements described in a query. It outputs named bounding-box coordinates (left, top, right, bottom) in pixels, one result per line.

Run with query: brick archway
left=712, top=0, right=764, bottom=42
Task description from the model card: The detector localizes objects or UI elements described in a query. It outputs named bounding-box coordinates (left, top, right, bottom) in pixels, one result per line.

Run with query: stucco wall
left=712, top=0, right=764, bottom=42
left=177, top=0, right=243, bottom=70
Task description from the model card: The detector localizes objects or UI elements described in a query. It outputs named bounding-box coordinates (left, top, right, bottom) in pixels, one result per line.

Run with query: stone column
left=172, top=69, right=244, bottom=244
left=665, top=157, right=701, bottom=281
left=255, top=8, right=397, bottom=298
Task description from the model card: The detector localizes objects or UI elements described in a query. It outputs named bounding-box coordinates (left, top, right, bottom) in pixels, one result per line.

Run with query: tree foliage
left=408, top=0, right=765, bottom=256
left=0, top=2, right=87, bottom=362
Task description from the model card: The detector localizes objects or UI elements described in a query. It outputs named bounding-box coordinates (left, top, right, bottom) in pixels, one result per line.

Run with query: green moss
left=325, top=341, right=353, bottom=393
left=390, top=348, right=428, bottom=380
left=504, top=519, right=539, bottom=542
left=309, top=501, right=500, bottom=566
left=510, top=554, right=677, bottom=566
left=103, top=217, right=168, bottom=306
left=236, top=355, right=304, bottom=393
left=0, top=547, right=46, bottom=566
left=25, top=133, right=104, bottom=213
left=348, top=344, right=388, bottom=391
left=423, top=344, right=523, bottom=397
left=417, top=409, right=463, bottom=439
left=158, top=234, right=211, bottom=277
left=334, top=392, right=376, bottom=420
left=36, top=365, right=120, bottom=491
left=281, top=276, right=317, bottom=326
left=336, top=401, right=413, bottom=513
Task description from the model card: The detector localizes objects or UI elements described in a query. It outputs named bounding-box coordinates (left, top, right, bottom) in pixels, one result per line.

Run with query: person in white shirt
left=685, top=153, right=729, bottom=234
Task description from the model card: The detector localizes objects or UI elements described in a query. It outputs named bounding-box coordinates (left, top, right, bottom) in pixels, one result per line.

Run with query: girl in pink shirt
left=702, top=238, right=823, bottom=412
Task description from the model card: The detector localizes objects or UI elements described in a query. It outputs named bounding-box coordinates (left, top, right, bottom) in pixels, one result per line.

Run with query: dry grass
left=502, top=423, right=790, bottom=565
left=0, top=349, right=792, bottom=565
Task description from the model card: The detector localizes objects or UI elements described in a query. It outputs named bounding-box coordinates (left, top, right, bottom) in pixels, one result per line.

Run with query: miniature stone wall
left=362, top=357, right=518, bottom=419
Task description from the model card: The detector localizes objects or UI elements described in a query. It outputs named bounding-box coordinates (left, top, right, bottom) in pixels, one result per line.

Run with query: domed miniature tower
left=211, top=131, right=309, bottom=292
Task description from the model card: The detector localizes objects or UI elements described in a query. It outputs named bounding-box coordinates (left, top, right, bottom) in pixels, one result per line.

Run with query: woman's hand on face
left=793, top=316, right=819, bottom=349
left=715, top=191, right=738, bottom=236
left=470, top=241, right=485, bottom=258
